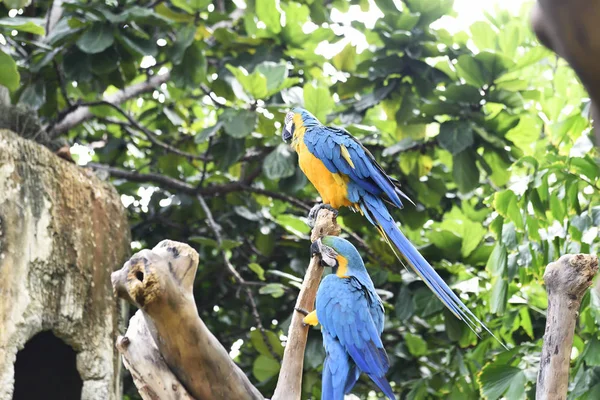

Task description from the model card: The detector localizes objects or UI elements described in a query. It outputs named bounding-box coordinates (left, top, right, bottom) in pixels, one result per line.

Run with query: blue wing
left=316, top=275, right=395, bottom=399
left=304, top=126, right=411, bottom=208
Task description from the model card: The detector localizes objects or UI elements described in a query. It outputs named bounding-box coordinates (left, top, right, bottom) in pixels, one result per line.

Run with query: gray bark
left=111, top=240, right=264, bottom=400
left=536, top=254, right=598, bottom=400
left=0, top=129, right=131, bottom=400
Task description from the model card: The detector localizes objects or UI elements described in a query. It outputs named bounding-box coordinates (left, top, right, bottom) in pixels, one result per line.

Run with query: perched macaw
left=300, top=235, right=395, bottom=400
left=282, top=107, right=498, bottom=340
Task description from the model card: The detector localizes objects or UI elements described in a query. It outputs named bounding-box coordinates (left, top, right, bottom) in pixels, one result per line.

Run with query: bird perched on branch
left=297, top=236, right=395, bottom=400
left=282, top=107, right=502, bottom=344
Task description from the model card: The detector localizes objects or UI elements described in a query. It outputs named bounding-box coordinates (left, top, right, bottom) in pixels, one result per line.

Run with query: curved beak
left=310, top=238, right=338, bottom=268
left=282, top=120, right=294, bottom=143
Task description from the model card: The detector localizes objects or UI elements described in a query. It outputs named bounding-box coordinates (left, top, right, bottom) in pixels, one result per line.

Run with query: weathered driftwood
left=111, top=240, right=263, bottom=400
left=530, top=0, right=600, bottom=143
left=536, top=254, right=598, bottom=400
left=0, top=129, right=130, bottom=400
left=272, top=209, right=341, bottom=400
left=116, top=311, right=193, bottom=400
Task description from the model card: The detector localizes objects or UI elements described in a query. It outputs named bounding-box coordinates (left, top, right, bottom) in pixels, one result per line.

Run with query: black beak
left=310, top=240, right=321, bottom=258
left=282, top=127, right=292, bottom=143
left=282, top=122, right=294, bottom=143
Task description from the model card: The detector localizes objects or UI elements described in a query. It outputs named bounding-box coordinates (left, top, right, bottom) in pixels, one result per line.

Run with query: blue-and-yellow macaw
left=282, top=107, right=498, bottom=340
left=300, top=236, right=395, bottom=400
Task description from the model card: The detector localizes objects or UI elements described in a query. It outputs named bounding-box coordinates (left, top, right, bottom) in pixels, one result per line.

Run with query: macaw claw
left=307, top=203, right=338, bottom=228
left=295, top=306, right=309, bottom=316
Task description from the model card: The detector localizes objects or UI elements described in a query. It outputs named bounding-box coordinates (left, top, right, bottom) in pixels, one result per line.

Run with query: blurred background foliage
left=1, top=0, right=599, bottom=398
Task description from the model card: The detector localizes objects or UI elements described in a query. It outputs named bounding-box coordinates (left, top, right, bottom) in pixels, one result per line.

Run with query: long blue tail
left=359, top=194, right=504, bottom=347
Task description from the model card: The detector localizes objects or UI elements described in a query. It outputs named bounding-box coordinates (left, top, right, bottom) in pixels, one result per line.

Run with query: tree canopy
left=1, top=0, right=599, bottom=398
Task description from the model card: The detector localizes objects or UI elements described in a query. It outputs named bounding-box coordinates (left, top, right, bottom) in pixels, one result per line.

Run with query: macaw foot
left=295, top=307, right=319, bottom=327
left=307, top=203, right=338, bottom=228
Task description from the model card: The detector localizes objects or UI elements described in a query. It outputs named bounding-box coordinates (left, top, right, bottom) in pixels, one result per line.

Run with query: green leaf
left=221, top=108, right=257, bottom=138
left=456, top=55, right=487, bottom=87
left=195, top=121, right=223, bottom=144
left=0, top=17, right=45, bottom=35
left=333, top=43, right=357, bottom=72
left=76, top=23, right=114, bottom=54
left=250, top=329, right=284, bottom=358
left=437, top=121, right=474, bottom=155
left=0, top=49, right=19, bottom=91
left=255, top=61, right=291, bottom=96
left=275, top=214, right=310, bottom=237
left=404, top=333, right=428, bottom=356
left=494, top=190, right=523, bottom=230
left=18, top=80, right=45, bottom=109
left=169, top=24, right=196, bottom=65
left=256, top=0, right=282, bottom=34
left=259, top=283, right=286, bottom=298
left=461, top=220, right=487, bottom=258
left=116, top=32, right=157, bottom=57
left=486, top=244, right=507, bottom=276
left=470, top=21, right=496, bottom=51
left=249, top=263, right=266, bottom=281
left=221, top=239, right=243, bottom=251
left=263, top=144, right=296, bottom=180
left=226, top=64, right=268, bottom=99
left=395, top=286, right=414, bottom=320
left=490, top=277, right=507, bottom=315
left=252, top=354, right=280, bottom=381
left=303, top=83, right=334, bottom=122
left=452, top=150, right=479, bottom=193
left=172, top=42, right=206, bottom=87
left=478, top=364, right=525, bottom=400
left=519, top=307, right=534, bottom=339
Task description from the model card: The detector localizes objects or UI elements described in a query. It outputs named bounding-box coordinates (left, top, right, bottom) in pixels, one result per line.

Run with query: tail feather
left=361, top=195, right=505, bottom=348
left=368, top=374, right=396, bottom=400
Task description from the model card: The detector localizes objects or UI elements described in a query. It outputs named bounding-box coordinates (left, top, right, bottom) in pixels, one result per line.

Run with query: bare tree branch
left=536, top=254, right=598, bottom=400
left=112, top=240, right=264, bottom=399
left=116, top=311, right=194, bottom=400
left=49, top=72, right=171, bottom=137
left=197, top=194, right=281, bottom=361
left=272, top=208, right=341, bottom=400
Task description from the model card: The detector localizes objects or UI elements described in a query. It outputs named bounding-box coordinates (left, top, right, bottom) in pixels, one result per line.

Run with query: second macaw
left=301, top=235, right=395, bottom=400
left=282, top=107, right=498, bottom=340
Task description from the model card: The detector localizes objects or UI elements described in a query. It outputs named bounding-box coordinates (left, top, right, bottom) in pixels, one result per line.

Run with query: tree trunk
left=0, top=129, right=131, bottom=400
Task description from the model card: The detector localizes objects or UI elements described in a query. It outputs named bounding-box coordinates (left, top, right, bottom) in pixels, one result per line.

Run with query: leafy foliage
left=1, top=0, right=599, bottom=399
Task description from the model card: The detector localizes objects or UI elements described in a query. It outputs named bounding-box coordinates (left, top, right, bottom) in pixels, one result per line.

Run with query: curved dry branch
left=111, top=240, right=263, bottom=400
left=536, top=254, right=598, bottom=400
left=116, top=311, right=194, bottom=400
left=271, top=209, right=341, bottom=400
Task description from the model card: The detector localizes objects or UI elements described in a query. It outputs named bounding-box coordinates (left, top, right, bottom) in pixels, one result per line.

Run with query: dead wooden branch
left=116, top=311, right=193, bottom=400
left=111, top=239, right=263, bottom=400
left=271, top=209, right=341, bottom=400
left=536, top=254, right=598, bottom=400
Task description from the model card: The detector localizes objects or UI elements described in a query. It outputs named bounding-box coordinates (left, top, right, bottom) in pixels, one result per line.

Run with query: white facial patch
left=284, top=112, right=294, bottom=132
left=319, top=242, right=338, bottom=267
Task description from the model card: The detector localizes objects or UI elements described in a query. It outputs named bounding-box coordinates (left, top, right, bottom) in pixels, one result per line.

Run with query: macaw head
left=282, top=107, right=321, bottom=143
left=310, top=235, right=366, bottom=277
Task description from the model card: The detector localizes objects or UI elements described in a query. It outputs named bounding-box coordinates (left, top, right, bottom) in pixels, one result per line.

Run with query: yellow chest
left=294, top=137, right=352, bottom=209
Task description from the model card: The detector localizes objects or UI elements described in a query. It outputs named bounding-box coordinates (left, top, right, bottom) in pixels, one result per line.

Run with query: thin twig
left=53, top=60, right=73, bottom=108
left=196, top=194, right=281, bottom=361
